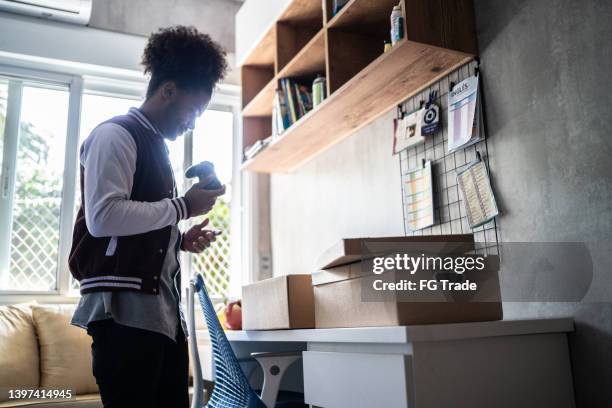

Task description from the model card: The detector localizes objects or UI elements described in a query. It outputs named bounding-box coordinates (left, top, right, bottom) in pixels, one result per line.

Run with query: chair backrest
left=189, top=274, right=266, bottom=408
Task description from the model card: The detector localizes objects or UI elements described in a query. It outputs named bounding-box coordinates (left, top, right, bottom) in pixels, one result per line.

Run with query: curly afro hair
left=142, top=25, right=228, bottom=98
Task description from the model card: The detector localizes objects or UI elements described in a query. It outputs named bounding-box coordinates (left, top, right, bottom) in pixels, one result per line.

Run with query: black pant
left=87, top=319, right=189, bottom=408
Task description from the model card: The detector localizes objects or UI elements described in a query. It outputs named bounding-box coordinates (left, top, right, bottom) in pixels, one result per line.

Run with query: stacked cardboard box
left=312, top=235, right=503, bottom=328
left=241, top=235, right=502, bottom=331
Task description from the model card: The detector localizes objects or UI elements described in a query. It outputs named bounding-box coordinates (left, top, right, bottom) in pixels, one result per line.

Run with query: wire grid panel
left=191, top=198, right=231, bottom=297
left=9, top=197, right=60, bottom=291
left=398, top=60, right=499, bottom=255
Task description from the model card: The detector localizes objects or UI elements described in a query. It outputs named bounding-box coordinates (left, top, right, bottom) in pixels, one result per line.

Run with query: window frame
left=0, top=65, right=80, bottom=302
left=0, top=61, right=242, bottom=305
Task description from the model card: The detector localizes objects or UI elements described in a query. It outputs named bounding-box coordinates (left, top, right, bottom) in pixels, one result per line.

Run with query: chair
left=187, top=274, right=303, bottom=408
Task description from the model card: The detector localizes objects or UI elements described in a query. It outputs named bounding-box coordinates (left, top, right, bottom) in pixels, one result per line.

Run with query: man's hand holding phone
left=181, top=218, right=222, bottom=253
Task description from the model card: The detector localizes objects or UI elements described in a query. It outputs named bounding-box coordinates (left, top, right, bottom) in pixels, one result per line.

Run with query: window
left=0, top=81, right=7, bottom=177
left=0, top=66, right=240, bottom=300
left=0, top=80, right=8, bottom=289
left=80, top=93, right=138, bottom=140
left=0, top=78, right=70, bottom=292
left=169, top=109, right=235, bottom=299
left=190, top=110, right=234, bottom=298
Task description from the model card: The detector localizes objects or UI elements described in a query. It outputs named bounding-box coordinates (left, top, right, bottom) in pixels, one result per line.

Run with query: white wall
left=270, top=111, right=403, bottom=275
left=235, top=0, right=292, bottom=64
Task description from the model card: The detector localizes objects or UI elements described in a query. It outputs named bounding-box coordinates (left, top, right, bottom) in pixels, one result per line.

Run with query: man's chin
left=162, top=131, right=181, bottom=141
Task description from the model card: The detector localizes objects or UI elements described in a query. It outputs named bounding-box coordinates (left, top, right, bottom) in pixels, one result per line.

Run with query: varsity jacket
left=68, top=108, right=190, bottom=294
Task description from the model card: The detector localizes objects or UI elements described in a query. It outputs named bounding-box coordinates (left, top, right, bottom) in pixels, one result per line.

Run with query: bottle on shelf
left=390, top=3, right=404, bottom=46
left=312, top=76, right=327, bottom=108
left=384, top=40, right=392, bottom=53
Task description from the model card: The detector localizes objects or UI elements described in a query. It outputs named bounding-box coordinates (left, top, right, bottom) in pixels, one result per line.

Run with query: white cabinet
left=303, top=351, right=411, bottom=408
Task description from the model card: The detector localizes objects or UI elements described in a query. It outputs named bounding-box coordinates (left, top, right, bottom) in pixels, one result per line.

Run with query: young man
left=69, top=26, right=228, bottom=408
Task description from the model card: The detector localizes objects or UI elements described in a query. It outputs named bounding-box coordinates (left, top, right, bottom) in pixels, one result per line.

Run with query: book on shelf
left=283, top=78, right=298, bottom=123
left=278, top=78, right=314, bottom=127
left=272, top=94, right=278, bottom=138
left=294, top=83, right=304, bottom=117
left=272, top=88, right=290, bottom=137
left=244, top=140, right=263, bottom=160
left=244, top=135, right=274, bottom=161
left=295, top=83, right=313, bottom=117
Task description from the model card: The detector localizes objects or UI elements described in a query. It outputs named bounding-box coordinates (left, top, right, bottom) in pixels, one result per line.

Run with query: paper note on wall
left=393, top=109, right=424, bottom=154
left=448, top=74, right=481, bottom=152
left=403, top=161, right=434, bottom=231
left=457, top=159, right=499, bottom=228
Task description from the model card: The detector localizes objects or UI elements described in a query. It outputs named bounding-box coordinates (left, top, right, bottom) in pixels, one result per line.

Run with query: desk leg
left=229, top=340, right=307, bottom=394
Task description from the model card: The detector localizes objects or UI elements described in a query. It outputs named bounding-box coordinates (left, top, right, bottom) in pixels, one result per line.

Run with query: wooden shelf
left=239, top=0, right=478, bottom=173
left=242, top=28, right=326, bottom=118
left=277, top=28, right=326, bottom=79
left=278, top=0, right=324, bottom=26
left=242, top=40, right=473, bottom=173
left=242, top=26, right=276, bottom=67
left=327, top=0, right=398, bottom=29
left=242, top=77, right=275, bottom=117
left=240, top=26, right=276, bottom=117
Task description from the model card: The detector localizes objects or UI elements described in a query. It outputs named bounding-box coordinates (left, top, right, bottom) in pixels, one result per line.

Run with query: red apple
left=224, top=300, right=242, bottom=330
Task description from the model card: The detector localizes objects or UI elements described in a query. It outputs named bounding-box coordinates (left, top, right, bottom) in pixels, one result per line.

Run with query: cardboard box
left=242, top=275, right=315, bottom=330
left=313, top=257, right=503, bottom=328
left=316, top=235, right=475, bottom=270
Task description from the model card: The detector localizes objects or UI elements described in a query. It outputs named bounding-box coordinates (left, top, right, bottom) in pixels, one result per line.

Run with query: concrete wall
left=88, top=0, right=242, bottom=84
left=89, top=0, right=242, bottom=53
left=267, top=0, right=612, bottom=405
left=474, top=1, right=612, bottom=406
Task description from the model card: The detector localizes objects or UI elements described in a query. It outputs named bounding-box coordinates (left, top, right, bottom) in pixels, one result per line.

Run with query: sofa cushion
left=0, top=303, right=40, bottom=402
left=31, top=306, right=98, bottom=395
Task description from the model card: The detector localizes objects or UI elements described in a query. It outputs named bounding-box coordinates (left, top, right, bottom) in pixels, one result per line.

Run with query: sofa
left=0, top=303, right=102, bottom=407
left=0, top=302, right=205, bottom=408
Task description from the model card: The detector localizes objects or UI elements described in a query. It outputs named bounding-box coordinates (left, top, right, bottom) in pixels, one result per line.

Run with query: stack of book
left=272, top=78, right=314, bottom=137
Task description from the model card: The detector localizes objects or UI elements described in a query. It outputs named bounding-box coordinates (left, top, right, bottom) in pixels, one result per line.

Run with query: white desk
left=220, top=318, right=575, bottom=408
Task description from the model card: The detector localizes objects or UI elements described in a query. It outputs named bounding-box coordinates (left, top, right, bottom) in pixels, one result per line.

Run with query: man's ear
left=160, top=81, right=177, bottom=101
